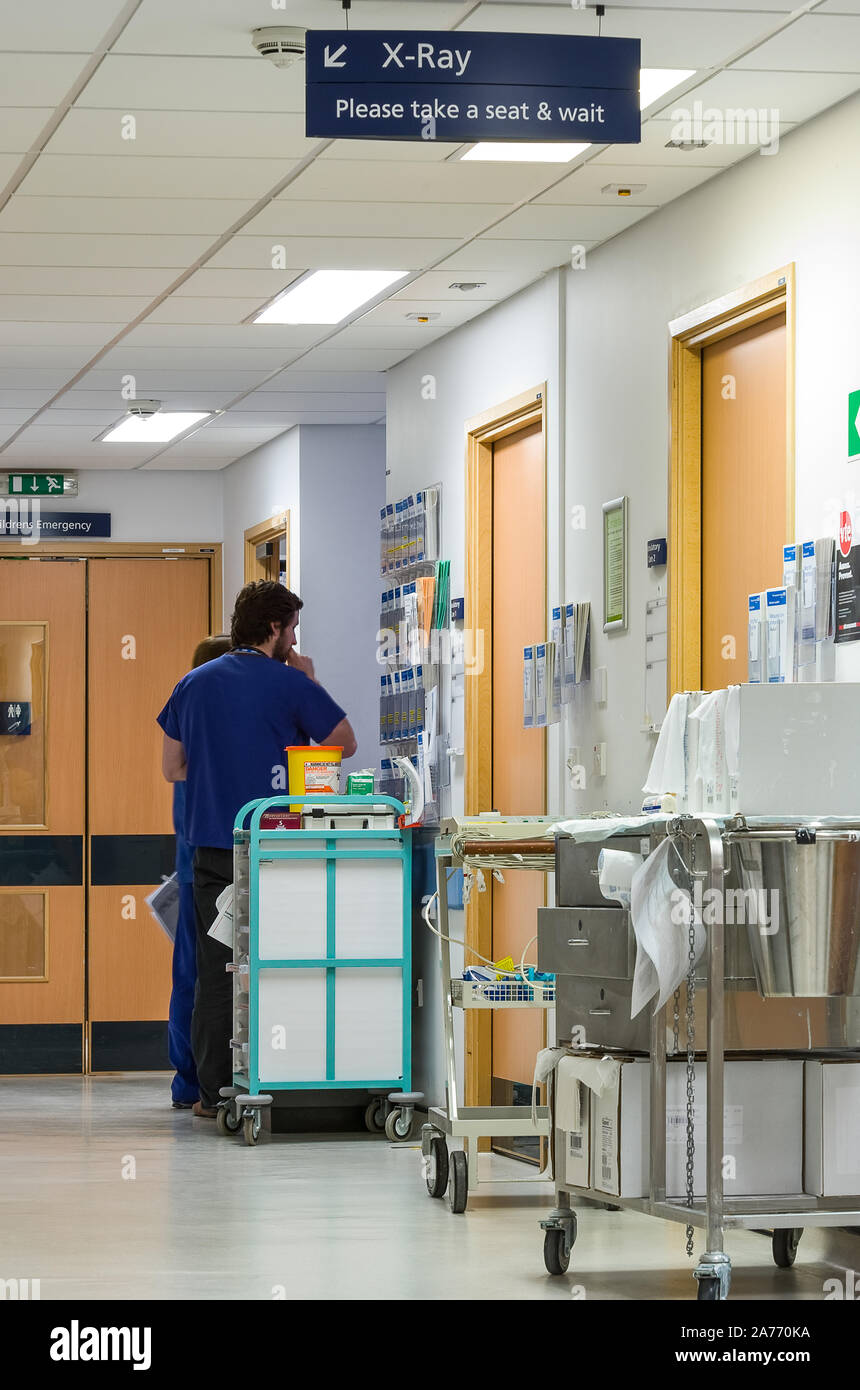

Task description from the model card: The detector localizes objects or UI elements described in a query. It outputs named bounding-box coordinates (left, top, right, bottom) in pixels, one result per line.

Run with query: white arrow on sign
left=324, top=43, right=347, bottom=68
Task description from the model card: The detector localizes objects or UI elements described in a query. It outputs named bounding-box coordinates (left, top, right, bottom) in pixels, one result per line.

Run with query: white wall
left=220, top=428, right=301, bottom=624
left=386, top=272, right=563, bottom=815
left=33, top=470, right=223, bottom=545
left=385, top=89, right=860, bottom=822
left=565, top=88, right=860, bottom=813
left=297, top=424, right=386, bottom=776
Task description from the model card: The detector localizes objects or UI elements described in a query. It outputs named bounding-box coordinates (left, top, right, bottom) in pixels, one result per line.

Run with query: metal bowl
left=734, top=834, right=860, bottom=997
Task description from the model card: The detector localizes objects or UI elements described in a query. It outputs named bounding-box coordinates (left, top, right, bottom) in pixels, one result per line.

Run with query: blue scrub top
left=157, top=650, right=347, bottom=850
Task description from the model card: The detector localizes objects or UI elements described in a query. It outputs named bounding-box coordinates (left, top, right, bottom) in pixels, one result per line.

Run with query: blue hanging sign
left=306, top=31, right=641, bottom=144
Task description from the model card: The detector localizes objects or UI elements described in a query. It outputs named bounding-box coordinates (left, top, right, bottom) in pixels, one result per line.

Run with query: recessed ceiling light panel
left=461, top=142, right=590, bottom=163
left=252, top=269, right=409, bottom=324
left=100, top=411, right=211, bottom=443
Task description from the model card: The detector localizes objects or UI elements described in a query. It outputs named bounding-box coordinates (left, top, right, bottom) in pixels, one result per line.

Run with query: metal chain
left=672, top=988, right=680, bottom=1055
left=685, top=834, right=697, bottom=1258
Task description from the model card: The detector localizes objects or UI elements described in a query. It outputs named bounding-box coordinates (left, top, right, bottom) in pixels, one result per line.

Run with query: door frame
left=668, top=264, right=795, bottom=694
left=243, top=512, right=290, bottom=585
left=464, top=384, right=547, bottom=1110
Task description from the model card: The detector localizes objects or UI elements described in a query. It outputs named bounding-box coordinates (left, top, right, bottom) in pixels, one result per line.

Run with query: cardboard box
left=591, top=1059, right=803, bottom=1199
left=804, top=1060, right=860, bottom=1197
left=591, top=1060, right=650, bottom=1197
left=666, top=1060, right=803, bottom=1197
left=555, top=1062, right=591, bottom=1188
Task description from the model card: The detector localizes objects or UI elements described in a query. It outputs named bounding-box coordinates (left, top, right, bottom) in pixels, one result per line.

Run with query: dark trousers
left=191, top=846, right=234, bottom=1109
left=168, top=879, right=199, bottom=1104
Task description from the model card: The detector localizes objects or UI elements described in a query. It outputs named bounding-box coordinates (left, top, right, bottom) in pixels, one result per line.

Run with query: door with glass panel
left=0, top=558, right=86, bottom=1072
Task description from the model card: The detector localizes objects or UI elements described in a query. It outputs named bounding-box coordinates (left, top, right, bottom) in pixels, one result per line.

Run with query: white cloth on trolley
left=555, top=1054, right=621, bottom=1131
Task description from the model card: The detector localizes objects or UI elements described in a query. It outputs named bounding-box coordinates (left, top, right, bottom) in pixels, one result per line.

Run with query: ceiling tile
left=230, top=392, right=385, bottom=414
left=464, top=3, right=779, bottom=68
left=0, top=54, right=92, bottom=106
left=115, top=0, right=468, bottom=55
left=0, top=0, right=129, bottom=50
left=0, top=389, right=58, bottom=409
left=0, top=295, right=151, bottom=322
left=249, top=199, right=510, bottom=239
left=538, top=162, right=717, bottom=205
left=317, top=138, right=462, bottom=162
left=120, top=323, right=321, bottom=349
left=97, top=346, right=302, bottom=371
left=18, top=154, right=299, bottom=200
left=209, top=234, right=461, bottom=271
left=47, top=108, right=316, bottom=159
left=592, top=116, right=798, bottom=167
left=0, top=322, right=125, bottom=345
left=0, top=196, right=254, bottom=236
left=734, top=13, right=860, bottom=69
left=255, top=370, right=386, bottom=392
left=293, top=346, right=413, bottom=371
left=79, top=368, right=275, bottom=391
left=143, top=298, right=271, bottom=325
left=661, top=69, right=860, bottom=124
left=0, top=267, right=178, bottom=296
left=483, top=202, right=653, bottom=238
left=78, top=55, right=307, bottom=113
left=438, top=237, right=598, bottom=272
left=275, top=159, right=558, bottom=204
left=0, top=110, right=54, bottom=154
left=0, top=232, right=212, bottom=267
left=358, top=297, right=499, bottom=327
left=388, top=268, right=533, bottom=301
left=172, top=268, right=305, bottom=298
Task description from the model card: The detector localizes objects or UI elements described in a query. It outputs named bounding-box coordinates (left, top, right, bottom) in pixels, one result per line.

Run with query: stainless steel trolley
left=420, top=817, right=558, bottom=1213
left=540, top=814, right=860, bottom=1299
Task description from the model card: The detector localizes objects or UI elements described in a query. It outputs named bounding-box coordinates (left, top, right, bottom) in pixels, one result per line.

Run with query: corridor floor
left=0, top=1074, right=843, bottom=1301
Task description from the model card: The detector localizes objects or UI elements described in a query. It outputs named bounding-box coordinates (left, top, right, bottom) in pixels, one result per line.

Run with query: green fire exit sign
left=850, top=390, right=860, bottom=459
left=9, top=474, right=65, bottom=495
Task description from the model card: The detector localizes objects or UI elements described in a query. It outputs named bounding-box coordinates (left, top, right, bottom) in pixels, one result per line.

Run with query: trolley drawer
left=555, top=834, right=647, bottom=907
left=537, top=906, right=633, bottom=980
left=555, top=975, right=651, bottom=1053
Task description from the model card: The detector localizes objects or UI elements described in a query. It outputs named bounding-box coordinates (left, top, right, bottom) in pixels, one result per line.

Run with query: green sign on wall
left=9, top=474, right=65, bottom=496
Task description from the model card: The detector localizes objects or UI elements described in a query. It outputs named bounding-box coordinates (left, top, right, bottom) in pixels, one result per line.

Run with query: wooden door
left=491, top=424, right=546, bottom=1153
left=87, top=558, right=209, bottom=1070
left=0, top=557, right=86, bottom=1072
left=701, top=314, right=787, bottom=688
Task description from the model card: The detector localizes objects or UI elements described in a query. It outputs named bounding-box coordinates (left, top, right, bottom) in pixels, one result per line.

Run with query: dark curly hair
left=230, top=581, right=303, bottom=648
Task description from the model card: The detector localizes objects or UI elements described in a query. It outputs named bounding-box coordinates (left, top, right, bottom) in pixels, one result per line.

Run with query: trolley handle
left=234, top=793, right=408, bottom=835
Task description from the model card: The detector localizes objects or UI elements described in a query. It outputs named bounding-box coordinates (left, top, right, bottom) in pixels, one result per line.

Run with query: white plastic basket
left=450, top=978, right=555, bottom=1009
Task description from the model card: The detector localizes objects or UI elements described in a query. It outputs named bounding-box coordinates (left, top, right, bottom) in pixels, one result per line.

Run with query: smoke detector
left=251, top=27, right=306, bottom=69
left=126, top=399, right=161, bottom=418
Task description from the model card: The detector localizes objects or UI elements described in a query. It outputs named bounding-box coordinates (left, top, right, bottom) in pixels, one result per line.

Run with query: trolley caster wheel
left=364, top=1098, right=387, bottom=1133
left=216, top=1103, right=241, bottom=1136
left=543, top=1228, right=572, bottom=1276
left=424, top=1136, right=449, bottom=1199
left=384, top=1107, right=414, bottom=1143
left=242, top=1111, right=262, bottom=1146
left=772, top=1228, right=802, bottom=1268
left=447, top=1150, right=468, bottom=1214
left=697, top=1277, right=721, bottom=1300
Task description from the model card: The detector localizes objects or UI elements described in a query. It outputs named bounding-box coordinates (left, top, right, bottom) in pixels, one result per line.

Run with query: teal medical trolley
left=217, top=794, right=419, bottom=1145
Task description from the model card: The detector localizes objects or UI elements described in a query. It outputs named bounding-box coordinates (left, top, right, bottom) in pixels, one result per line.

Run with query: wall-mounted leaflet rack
left=378, top=485, right=445, bottom=826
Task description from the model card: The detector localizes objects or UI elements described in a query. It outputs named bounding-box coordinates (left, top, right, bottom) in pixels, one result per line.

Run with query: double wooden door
left=0, top=555, right=210, bottom=1073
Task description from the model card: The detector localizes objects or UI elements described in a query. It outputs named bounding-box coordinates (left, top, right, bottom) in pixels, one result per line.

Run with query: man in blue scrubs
left=157, top=581, right=356, bottom=1117
left=169, top=634, right=232, bottom=1109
